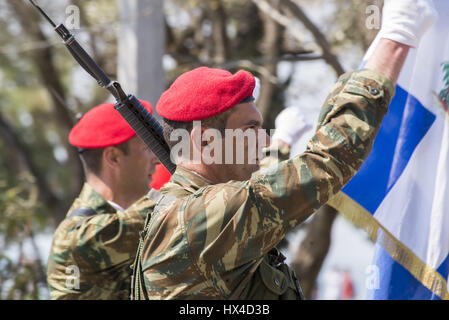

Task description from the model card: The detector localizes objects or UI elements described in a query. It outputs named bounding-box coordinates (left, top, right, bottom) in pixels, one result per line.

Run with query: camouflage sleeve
left=256, top=69, right=394, bottom=219
left=59, top=207, right=149, bottom=299
left=259, top=143, right=291, bottom=169
left=71, top=210, right=146, bottom=272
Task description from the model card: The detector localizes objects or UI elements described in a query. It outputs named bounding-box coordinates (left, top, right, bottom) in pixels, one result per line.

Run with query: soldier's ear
left=191, top=125, right=219, bottom=147
left=190, top=125, right=203, bottom=156
left=103, top=146, right=121, bottom=169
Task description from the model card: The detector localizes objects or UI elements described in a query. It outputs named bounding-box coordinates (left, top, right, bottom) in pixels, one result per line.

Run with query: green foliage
left=0, top=176, right=47, bottom=300
left=0, top=1, right=81, bottom=299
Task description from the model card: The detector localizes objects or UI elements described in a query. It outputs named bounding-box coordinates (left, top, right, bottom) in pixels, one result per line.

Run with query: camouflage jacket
left=46, top=183, right=151, bottom=299
left=133, top=69, right=395, bottom=299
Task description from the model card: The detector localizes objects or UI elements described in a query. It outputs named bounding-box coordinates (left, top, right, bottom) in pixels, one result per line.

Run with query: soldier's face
left=219, top=102, right=270, bottom=181
left=118, top=136, right=160, bottom=197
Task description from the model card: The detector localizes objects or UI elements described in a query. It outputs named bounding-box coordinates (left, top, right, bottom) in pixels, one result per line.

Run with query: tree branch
left=0, top=113, right=64, bottom=224
left=291, top=205, right=338, bottom=298
left=207, top=0, right=230, bottom=66
left=7, top=0, right=84, bottom=201
left=255, top=0, right=284, bottom=129
left=281, top=0, right=345, bottom=75
left=252, top=0, right=346, bottom=76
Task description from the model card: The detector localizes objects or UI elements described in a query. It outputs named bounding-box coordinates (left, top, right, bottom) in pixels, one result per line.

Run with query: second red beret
left=69, top=100, right=153, bottom=148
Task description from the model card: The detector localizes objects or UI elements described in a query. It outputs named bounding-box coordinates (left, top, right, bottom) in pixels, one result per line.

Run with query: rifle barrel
left=27, top=0, right=177, bottom=174
left=28, top=0, right=57, bottom=28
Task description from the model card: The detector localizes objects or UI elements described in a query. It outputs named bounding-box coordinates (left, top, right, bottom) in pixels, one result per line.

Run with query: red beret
left=69, top=100, right=153, bottom=148
left=149, top=164, right=172, bottom=190
left=156, top=67, right=255, bottom=121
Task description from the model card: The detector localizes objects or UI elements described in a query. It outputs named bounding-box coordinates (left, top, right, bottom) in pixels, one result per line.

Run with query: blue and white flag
left=329, top=0, right=449, bottom=300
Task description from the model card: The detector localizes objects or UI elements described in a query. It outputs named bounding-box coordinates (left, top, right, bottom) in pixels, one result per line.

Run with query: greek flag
left=328, top=0, right=449, bottom=299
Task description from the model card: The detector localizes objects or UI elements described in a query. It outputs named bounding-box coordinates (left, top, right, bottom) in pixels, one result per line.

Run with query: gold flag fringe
left=328, top=191, right=449, bottom=300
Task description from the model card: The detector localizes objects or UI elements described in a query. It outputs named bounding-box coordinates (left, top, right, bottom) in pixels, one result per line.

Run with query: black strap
left=132, top=189, right=178, bottom=300
left=68, top=207, right=97, bottom=218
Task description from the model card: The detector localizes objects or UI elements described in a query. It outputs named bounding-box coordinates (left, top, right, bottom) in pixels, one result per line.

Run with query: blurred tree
left=0, top=176, right=46, bottom=299
left=0, top=0, right=117, bottom=299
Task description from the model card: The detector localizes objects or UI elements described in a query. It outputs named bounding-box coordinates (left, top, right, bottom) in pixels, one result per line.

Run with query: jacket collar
left=77, top=183, right=117, bottom=214
left=160, top=167, right=214, bottom=198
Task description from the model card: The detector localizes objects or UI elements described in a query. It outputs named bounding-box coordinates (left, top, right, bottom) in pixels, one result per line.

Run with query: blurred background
left=0, top=0, right=382, bottom=299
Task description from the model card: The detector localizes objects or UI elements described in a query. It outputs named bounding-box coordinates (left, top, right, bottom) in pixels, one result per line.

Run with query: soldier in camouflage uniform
left=47, top=101, right=162, bottom=299
left=130, top=107, right=308, bottom=299
left=130, top=66, right=396, bottom=300
left=129, top=0, right=437, bottom=299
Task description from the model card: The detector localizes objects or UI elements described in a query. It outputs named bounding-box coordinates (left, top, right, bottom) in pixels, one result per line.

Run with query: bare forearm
left=364, top=38, right=410, bottom=85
